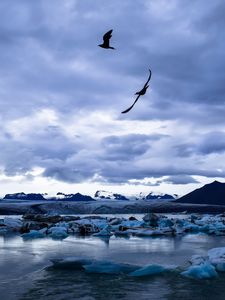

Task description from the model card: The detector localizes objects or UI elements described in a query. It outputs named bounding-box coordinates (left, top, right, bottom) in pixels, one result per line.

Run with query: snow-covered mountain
left=94, top=190, right=177, bottom=201
left=50, top=192, right=95, bottom=201
left=129, top=192, right=177, bottom=201
left=143, top=192, right=177, bottom=201
left=2, top=191, right=177, bottom=202
left=94, top=190, right=129, bottom=201
left=3, top=193, right=46, bottom=200
left=2, top=192, right=95, bottom=202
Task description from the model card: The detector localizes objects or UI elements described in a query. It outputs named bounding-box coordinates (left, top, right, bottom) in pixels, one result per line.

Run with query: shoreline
left=0, top=200, right=225, bottom=215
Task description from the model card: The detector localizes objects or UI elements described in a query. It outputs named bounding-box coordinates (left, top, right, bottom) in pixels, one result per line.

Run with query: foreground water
left=1, top=214, right=225, bottom=300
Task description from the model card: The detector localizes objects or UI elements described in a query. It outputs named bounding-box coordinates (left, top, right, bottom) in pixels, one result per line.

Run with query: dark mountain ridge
left=175, top=180, right=225, bottom=205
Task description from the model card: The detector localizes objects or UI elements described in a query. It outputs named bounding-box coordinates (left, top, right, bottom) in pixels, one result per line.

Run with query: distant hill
left=3, top=193, right=45, bottom=200
left=3, top=192, right=95, bottom=202
left=175, top=181, right=225, bottom=205
left=54, top=192, right=95, bottom=201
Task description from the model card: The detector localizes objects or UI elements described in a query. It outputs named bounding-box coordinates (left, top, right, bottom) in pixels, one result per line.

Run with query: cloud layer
left=0, top=0, right=225, bottom=194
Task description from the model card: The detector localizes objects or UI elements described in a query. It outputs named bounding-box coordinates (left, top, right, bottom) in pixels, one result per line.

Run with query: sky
left=0, top=0, right=225, bottom=197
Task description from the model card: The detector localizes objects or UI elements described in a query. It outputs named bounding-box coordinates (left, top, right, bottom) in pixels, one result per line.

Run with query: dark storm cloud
left=174, top=131, right=225, bottom=157
left=0, top=0, right=225, bottom=186
left=164, top=175, right=200, bottom=185
left=174, top=143, right=196, bottom=158
left=197, top=132, right=225, bottom=154
left=0, top=121, right=83, bottom=176
left=101, top=133, right=169, bottom=161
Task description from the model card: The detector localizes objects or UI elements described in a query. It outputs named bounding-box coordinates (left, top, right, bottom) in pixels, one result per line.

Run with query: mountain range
left=2, top=190, right=176, bottom=201
left=2, top=181, right=225, bottom=206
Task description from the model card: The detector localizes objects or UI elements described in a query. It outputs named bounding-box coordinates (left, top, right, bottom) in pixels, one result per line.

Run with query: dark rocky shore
left=0, top=199, right=225, bottom=215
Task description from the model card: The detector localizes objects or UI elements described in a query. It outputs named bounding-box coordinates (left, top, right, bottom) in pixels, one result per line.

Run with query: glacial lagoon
left=1, top=214, right=225, bottom=300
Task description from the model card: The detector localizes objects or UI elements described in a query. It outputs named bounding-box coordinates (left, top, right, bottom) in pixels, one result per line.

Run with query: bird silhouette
left=98, top=29, right=115, bottom=50
left=121, top=69, right=152, bottom=114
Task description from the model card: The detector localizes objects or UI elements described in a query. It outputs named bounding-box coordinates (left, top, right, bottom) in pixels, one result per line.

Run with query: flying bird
left=121, top=69, right=152, bottom=114
left=98, top=29, right=115, bottom=50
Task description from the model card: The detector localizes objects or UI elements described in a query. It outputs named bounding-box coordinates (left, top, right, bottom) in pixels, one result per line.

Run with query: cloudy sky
left=0, top=0, right=225, bottom=197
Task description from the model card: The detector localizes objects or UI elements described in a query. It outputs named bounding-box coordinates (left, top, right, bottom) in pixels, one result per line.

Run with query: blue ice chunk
left=22, top=230, right=45, bottom=239
left=84, top=261, right=140, bottom=274
left=159, top=219, right=174, bottom=228
left=49, top=226, right=68, bottom=239
left=120, top=220, right=144, bottom=228
left=184, top=224, right=201, bottom=232
left=129, top=264, right=172, bottom=277
left=208, top=247, right=225, bottom=271
left=50, top=257, right=94, bottom=270
left=181, top=263, right=218, bottom=279
left=93, top=226, right=112, bottom=237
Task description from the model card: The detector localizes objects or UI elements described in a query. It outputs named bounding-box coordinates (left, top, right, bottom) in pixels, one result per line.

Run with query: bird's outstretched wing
left=122, top=69, right=152, bottom=114
left=103, top=30, right=113, bottom=42
left=143, top=69, right=152, bottom=88
left=121, top=95, right=141, bottom=114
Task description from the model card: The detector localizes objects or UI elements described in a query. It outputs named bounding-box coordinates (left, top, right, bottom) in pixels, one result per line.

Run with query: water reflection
left=0, top=231, right=225, bottom=299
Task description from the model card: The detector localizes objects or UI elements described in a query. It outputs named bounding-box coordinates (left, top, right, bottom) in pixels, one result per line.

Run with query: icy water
left=1, top=215, right=225, bottom=300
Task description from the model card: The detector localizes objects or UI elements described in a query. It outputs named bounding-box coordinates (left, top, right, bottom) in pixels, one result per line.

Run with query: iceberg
left=93, top=226, right=113, bottom=237
left=54, top=221, right=69, bottom=229
left=208, top=247, right=225, bottom=271
left=120, top=220, right=144, bottom=228
left=109, top=218, right=122, bottom=226
left=129, top=264, right=174, bottom=277
left=22, top=230, right=45, bottom=239
left=48, top=226, right=68, bottom=239
left=83, top=261, right=140, bottom=274
left=190, top=254, right=207, bottom=266
left=4, top=217, right=22, bottom=231
left=183, top=224, right=201, bottom=232
left=91, top=219, right=108, bottom=230
left=50, top=257, right=94, bottom=270
left=159, top=219, right=174, bottom=228
left=181, top=263, right=218, bottom=279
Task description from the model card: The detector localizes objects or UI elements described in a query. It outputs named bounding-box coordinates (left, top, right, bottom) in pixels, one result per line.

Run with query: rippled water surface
left=1, top=214, right=225, bottom=300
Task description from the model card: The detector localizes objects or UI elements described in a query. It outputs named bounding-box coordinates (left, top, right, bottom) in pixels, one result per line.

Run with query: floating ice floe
left=83, top=260, right=140, bottom=274
left=93, top=226, right=113, bottom=237
left=208, top=247, right=225, bottom=271
left=49, top=257, right=176, bottom=278
left=0, top=223, right=8, bottom=234
left=50, top=258, right=140, bottom=274
left=108, top=218, right=123, bottom=226
left=189, top=254, right=207, bottom=266
left=181, top=262, right=218, bottom=279
left=4, top=217, right=22, bottom=231
left=48, top=226, right=68, bottom=239
left=120, top=220, right=144, bottom=228
left=2, top=212, right=225, bottom=240
left=142, top=213, right=159, bottom=226
left=158, top=218, right=174, bottom=228
left=22, top=230, right=45, bottom=239
left=54, top=222, right=69, bottom=229
left=183, top=247, right=225, bottom=279
left=129, top=264, right=175, bottom=277
left=50, top=257, right=94, bottom=270
left=91, top=219, right=108, bottom=230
